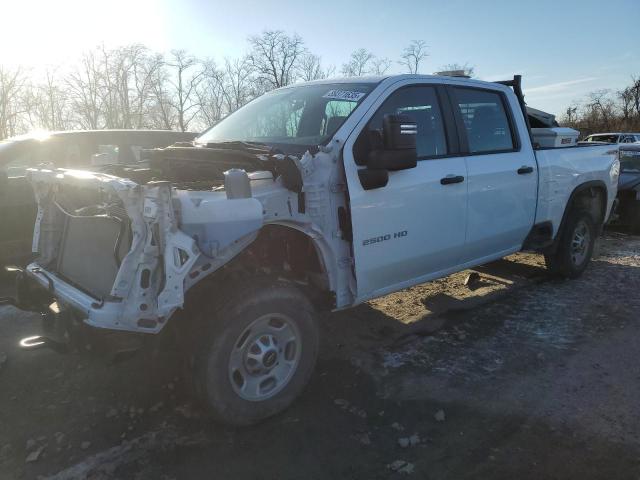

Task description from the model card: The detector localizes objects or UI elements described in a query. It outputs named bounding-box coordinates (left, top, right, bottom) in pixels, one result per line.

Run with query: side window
left=453, top=88, right=515, bottom=154
left=366, top=86, right=448, bottom=158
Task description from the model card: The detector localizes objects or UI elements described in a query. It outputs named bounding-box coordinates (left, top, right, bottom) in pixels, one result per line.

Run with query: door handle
left=517, top=166, right=534, bottom=174
left=440, top=175, right=465, bottom=185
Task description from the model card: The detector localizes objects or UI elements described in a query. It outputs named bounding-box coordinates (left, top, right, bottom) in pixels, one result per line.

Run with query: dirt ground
left=1, top=231, right=640, bottom=479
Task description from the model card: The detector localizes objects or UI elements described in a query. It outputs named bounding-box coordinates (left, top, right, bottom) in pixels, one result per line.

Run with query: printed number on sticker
left=322, top=89, right=366, bottom=102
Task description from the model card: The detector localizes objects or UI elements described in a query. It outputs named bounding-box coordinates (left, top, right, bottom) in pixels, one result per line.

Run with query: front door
left=344, top=83, right=468, bottom=300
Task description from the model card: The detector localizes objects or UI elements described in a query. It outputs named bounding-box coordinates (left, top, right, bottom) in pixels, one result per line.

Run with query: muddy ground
left=1, top=231, right=640, bottom=479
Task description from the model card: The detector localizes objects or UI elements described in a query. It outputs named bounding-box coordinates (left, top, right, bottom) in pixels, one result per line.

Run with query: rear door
left=344, top=81, right=468, bottom=300
left=449, top=86, right=537, bottom=263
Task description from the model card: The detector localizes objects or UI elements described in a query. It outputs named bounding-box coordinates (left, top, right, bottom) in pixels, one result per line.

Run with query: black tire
left=192, top=279, right=319, bottom=426
left=544, top=209, right=596, bottom=279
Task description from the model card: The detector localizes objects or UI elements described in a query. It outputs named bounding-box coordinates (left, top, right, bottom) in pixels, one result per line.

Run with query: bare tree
left=248, top=30, right=305, bottom=89
left=629, top=75, right=640, bottom=118
left=561, top=78, right=640, bottom=135
left=619, top=86, right=634, bottom=122
left=166, top=50, right=205, bottom=132
left=400, top=40, right=428, bottom=74
left=562, top=104, right=579, bottom=125
left=5, top=32, right=635, bottom=141
left=342, top=49, right=375, bottom=77
left=109, top=45, right=163, bottom=129
left=195, top=60, right=226, bottom=127
left=148, top=63, right=176, bottom=130
left=66, top=50, right=104, bottom=129
left=299, top=54, right=335, bottom=82
left=585, top=90, right=616, bottom=131
left=371, top=57, right=392, bottom=76
left=219, top=56, right=255, bottom=114
left=0, top=66, right=30, bottom=138
left=30, top=68, right=71, bottom=131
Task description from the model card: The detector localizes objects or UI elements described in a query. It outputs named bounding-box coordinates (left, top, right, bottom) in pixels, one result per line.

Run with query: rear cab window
left=452, top=88, right=516, bottom=154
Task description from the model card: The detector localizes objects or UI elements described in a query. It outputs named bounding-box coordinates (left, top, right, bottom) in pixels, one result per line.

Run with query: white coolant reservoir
left=175, top=190, right=263, bottom=257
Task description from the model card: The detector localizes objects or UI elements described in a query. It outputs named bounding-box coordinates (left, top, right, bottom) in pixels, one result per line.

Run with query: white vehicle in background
left=3, top=74, right=620, bottom=425
left=583, top=132, right=640, bottom=144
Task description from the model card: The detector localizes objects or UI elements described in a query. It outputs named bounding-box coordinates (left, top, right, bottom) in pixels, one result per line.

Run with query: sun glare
left=0, top=0, right=168, bottom=67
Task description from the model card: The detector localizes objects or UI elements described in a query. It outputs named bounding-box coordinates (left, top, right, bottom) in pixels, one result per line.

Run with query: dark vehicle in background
left=0, top=130, right=197, bottom=268
left=614, top=144, right=640, bottom=233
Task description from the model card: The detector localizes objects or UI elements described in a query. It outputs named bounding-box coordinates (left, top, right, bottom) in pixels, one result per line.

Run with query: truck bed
left=534, top=144, right=618, bottom=235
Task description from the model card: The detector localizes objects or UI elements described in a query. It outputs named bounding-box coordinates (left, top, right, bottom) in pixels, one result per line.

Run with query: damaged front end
left=15, top=141, right=342, bottom=339
left=22, top=168, right=201, bottom=334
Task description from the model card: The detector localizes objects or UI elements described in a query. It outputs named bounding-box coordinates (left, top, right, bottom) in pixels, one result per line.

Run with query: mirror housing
left=367, top=113, right=417, bottom=171
left=358, top=168, right=389, bottom=190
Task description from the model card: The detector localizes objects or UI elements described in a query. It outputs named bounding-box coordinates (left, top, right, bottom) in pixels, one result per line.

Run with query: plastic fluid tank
left=175, top=190, right=263, bottom=257
left=224, top=169, right=252, bottom=199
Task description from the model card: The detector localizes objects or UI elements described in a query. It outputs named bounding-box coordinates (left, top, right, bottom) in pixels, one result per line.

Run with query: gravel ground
left=0, top=232, right=639, bottom=479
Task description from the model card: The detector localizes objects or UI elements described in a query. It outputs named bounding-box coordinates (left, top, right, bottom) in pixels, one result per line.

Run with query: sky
left=1, top=0, right=638, bottom=115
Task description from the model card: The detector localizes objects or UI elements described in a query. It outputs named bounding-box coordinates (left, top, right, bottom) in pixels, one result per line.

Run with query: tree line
left=559, top=77, right=640, bottom=136
left=0, top=33, right=438, bottom=139
left=3, top=28, right=635, bottom=141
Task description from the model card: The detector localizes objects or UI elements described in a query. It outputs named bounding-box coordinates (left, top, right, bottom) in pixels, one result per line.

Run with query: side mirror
left=367, top=114, right=417, bottom=171
left=358, top=168, right=388, bottom=190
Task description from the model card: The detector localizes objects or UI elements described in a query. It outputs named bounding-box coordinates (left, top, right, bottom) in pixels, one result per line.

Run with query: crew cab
left=4, top=75, right=620, bottom=425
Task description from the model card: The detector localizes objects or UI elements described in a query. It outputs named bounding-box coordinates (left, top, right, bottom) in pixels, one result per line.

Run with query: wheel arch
left=549, top=180, right=607, bottom=252
left=185, top=223, right=337, bottom=311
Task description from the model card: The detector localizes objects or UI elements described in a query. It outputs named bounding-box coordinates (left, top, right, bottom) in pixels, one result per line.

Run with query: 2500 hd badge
left=362, top=230, right=408, bottom=246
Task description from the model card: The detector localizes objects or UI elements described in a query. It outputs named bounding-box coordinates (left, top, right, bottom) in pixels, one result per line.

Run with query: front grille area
left=55, top=205, right=132, bottom=299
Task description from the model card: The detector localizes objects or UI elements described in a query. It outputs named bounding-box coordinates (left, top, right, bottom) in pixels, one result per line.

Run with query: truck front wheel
left=192, top=279, right=319, bottom=426
left=544, top=209, right=596, bottom=278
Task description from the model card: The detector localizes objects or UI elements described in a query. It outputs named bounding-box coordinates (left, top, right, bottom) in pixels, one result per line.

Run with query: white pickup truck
left=5, top=75, right=620, bottom=425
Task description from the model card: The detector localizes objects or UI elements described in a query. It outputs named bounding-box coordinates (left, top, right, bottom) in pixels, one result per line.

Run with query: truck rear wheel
left=544, top=209, right=596, bottom=278
left=192, top=279, right=319, bottom=426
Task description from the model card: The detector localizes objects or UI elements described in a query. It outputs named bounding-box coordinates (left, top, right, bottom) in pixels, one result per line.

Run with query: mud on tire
left=544, top=209, right=596, bottom=279
left=190, top=279, right=319, bottom=426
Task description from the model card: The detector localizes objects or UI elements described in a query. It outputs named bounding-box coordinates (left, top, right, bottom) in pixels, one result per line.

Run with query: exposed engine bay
left=100, top=143, right=306, bottom=190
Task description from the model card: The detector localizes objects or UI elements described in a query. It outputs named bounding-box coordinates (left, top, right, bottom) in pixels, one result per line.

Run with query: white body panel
left=534, top=145, right=619, bottom=236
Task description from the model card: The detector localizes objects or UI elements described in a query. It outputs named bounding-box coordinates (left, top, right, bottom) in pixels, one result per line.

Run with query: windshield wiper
left=204, top=140, right=272, bottom=152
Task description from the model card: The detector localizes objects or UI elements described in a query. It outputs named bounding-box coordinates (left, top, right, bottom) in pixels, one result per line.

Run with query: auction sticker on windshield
left=323, top=90, right=367, bottom=102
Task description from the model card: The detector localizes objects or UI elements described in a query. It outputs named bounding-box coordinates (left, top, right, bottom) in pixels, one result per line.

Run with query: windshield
left=620, top=149, right=640, bottom=172
left=585, top=134, right=620, bottom=143
left=196, top=83, right=375, bottom=149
